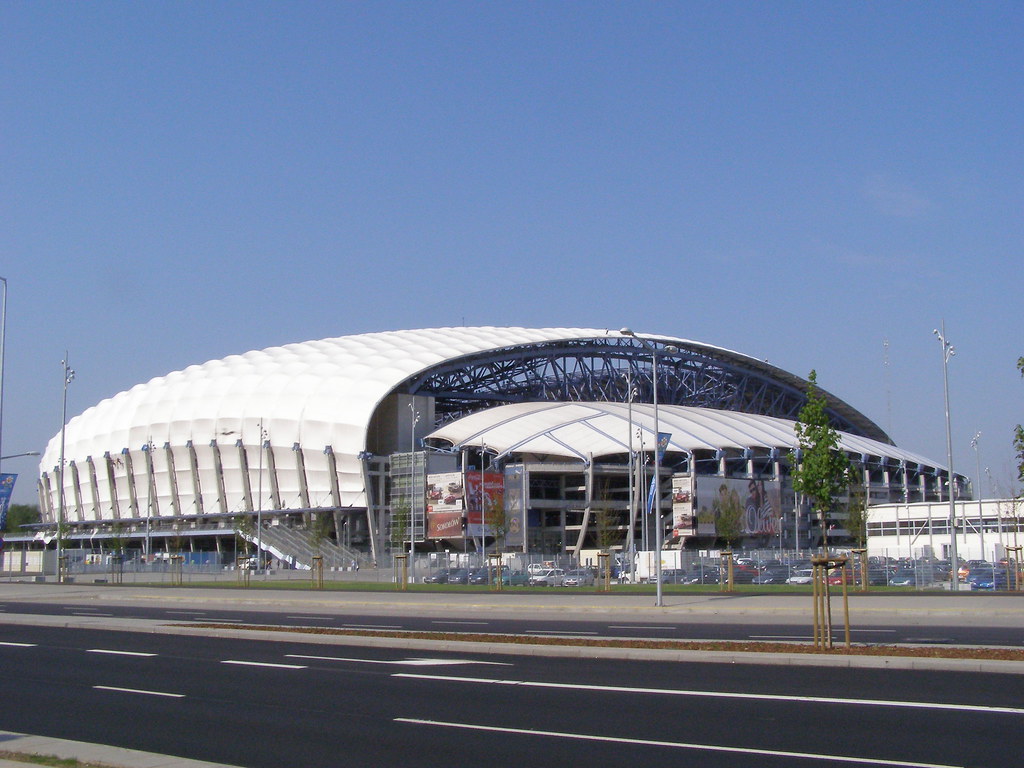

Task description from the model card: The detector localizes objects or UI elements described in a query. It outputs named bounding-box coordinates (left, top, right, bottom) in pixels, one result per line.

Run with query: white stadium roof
left=427, top=401, right=938, bottom=467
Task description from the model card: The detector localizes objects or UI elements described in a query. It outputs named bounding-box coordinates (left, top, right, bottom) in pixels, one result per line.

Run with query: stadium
left=34, top=326, right=969, bottom=570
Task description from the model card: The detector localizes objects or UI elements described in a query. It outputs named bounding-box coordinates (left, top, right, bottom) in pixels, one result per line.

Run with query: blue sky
left=2, top=1, right=1022, bottom=504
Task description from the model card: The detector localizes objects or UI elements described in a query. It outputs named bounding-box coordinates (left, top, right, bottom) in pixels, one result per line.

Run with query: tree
left=390, top=503, right=409, bottom=552
left=3, top=504, right=40, bottom=533
left=845, top=470, right=870, bottom=549
left=790, top=370, right=852, bottom=553
left=713, top=483, right=744, bottom=548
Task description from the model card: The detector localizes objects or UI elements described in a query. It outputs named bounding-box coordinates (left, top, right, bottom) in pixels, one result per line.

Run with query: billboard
left=668, top=474, right=694, bottom=545
left=427, top=511, right=465, bottom=539
left=426, top=472, right=465, bottom=540
left=465, top=471, right=504, bottom=539
left=695, top=477, right=781, bottom=543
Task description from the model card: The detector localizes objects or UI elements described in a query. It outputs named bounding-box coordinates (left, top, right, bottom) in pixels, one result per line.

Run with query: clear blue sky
left=2, top=1, right=1021, bottom=504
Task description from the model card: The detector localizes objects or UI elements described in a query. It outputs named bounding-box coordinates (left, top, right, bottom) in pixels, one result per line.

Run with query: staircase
left=242, top=524, right=366, bottom=571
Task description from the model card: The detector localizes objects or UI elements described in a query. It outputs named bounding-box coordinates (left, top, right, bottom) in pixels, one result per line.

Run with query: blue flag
left=645, top=433, right=672, bottom=517
left=0, top=473, right=16, bottom=551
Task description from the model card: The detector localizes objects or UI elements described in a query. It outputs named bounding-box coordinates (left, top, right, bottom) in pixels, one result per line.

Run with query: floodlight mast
left=620, top=328, right=677, bottom=607
left=934, top=322, right=958, bottom=590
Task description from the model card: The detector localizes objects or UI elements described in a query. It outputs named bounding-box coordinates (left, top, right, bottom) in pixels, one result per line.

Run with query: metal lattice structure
left=405, top=336, right=889, bottom=444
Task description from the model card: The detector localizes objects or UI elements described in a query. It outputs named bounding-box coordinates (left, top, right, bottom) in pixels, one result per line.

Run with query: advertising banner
left=426, top=472, right=465, bottom=540
left=0, top=474, right=16, bottom=553
left=695, top=477, right=781, bottom=543
left=426, top=511, right=465, bottom=539
left=668, top=474, right=694, bottom=545
left=465, top=471, right=505, bottom=539
left=502, top=466, right=526, bottom=549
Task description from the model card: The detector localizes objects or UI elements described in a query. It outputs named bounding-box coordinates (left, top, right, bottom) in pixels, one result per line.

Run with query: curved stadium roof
left=426, top=401, right=937, bottom=467
left=40, top=326, right=900, bottom=520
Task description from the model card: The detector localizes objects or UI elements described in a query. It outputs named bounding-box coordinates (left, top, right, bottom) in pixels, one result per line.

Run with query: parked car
left=887, top=568, right=919, bottom=587
left=422, top=569, right=452, bottom=584
left=681, top=567, right=722, bottom=585
left=752, top=567, right=790, bottom=585
left=528, top=568, right=565, bottom=587
left=867, top=567, right=892, bottom=586
left=970, top=568, right=1010, bottom=591
left=446, top=568, right=470, bottom=585
left=501, top=569, right=530, bottom=586
left=659, top=568, right=687, bottom=584
left=467, top=568, right=490, bottom=585
left=786, top=568, right=814, bottom=585
left=561, top=569, right=596, bottom=587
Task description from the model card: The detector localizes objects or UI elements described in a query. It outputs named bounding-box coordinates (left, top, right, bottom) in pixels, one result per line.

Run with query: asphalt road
left=0, top=623, right=1021, bottom=768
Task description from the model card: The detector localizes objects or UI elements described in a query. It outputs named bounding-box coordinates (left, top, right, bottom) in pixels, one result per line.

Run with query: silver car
left=528, top=568, right=565, bottom=587
left=561, top=569, right=595, bottom=587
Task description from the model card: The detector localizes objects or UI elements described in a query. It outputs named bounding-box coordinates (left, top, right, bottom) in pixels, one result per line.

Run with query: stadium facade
left=36, top=327, right=971, bottom=567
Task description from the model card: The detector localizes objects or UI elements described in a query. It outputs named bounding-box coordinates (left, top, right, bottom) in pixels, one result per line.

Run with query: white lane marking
left=166, top=610, right=206, bottom=616
left=395, top=718, right=962, bottom=768
left=286, top=654, right=510, bottom=667
left=431, top=621, right=490, bottom=625
left=94, top=686, right=184, bottom=698
left=221, top=659, right=307, bottom=670
left=526, top=630, right=599, bottom=635
left=750, top=635, right=812, bottom=640
left=341, top=623, right=402, bottom=629
left=608, top=625, right=675, bottom=630
left=286, top=615, right=334, bottom=621
left=72, top=612, right=114, bottom=617
left=87, top=649, right=156, bottom=657
left=0, top=641, right=36, bottom=647
left=393, top=673, right=1024, bottom=716
left=209, top=618, right=244, bottom=623
left=852, top=629, right=898, bottom=633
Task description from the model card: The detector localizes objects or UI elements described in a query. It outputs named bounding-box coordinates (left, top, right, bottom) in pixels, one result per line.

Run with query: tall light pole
left=621, top=328, right=677, bottom=607
left=257, top=420, right=267, bottom=571
left=934, top=323, right=959, bottom=589
left=408, top=403, right=420, bottom=562
left=623, top=370, right=636, bottom=583
left=144, top=438, right=154, bottom=562
left=58, top=353, right=75, bottom=583
left=971, top=432, right=983, bottom=561
left=0, top=277, right=6, bottom=486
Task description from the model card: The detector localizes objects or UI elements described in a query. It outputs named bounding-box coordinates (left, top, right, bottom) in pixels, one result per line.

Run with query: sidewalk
left=0, top=730, right=244, bottom=768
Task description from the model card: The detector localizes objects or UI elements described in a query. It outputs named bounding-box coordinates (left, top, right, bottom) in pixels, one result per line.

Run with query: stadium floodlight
left=620, top=328, right=678, bottom=607
left=934, top=323, right=958, bottom=589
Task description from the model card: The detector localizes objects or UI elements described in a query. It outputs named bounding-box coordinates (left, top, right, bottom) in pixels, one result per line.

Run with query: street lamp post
left=58, top=354, right=75, bottom=583
left=257, top=421, right=267, bottom=572
left=144, top=438, right=154, bottom=562
left=620, top=328, right=677, bottom=608
left=972, top=432, right=983, bottom=561
left=408, top=403, right=419, bottom=563
left=934, top=323, right=959, bottom=590
left=0, top=277, right=7, bottom=484
left=624, top=370, right=636, bottom=583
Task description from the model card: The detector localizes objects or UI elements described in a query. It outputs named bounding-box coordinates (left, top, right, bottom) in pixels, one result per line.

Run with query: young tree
left=845, top=470, right=870, bottom=549
left=790, top=370, right=852, bottom=553
left=713, top=483, right=744, bottom=548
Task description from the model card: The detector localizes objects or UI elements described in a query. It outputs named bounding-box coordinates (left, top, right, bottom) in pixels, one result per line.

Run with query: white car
left=786, top=568, right=813, bottom=585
